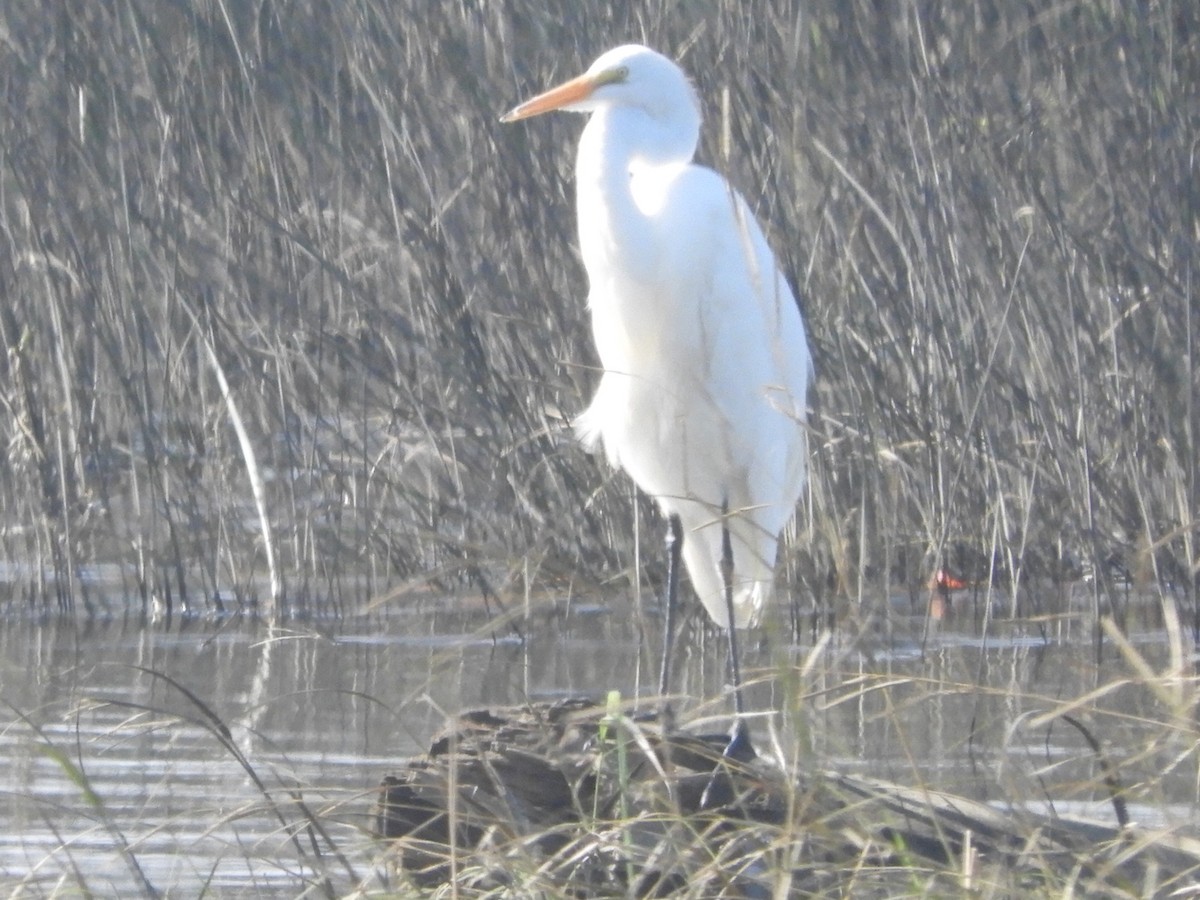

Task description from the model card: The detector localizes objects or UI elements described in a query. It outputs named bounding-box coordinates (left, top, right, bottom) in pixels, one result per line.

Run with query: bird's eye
left=597, top=65, right=629, bottom=86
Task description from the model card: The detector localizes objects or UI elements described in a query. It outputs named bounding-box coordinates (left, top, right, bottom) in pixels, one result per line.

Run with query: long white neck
left=576, top=108, right=651, bottom=282
left=574, top=104, right=699, bottom=285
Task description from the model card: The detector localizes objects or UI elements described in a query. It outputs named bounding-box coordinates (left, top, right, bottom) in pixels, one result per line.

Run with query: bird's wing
left=648, top=164, right=810, bottom=499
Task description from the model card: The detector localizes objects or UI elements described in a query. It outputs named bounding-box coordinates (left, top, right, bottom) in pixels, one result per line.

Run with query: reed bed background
left=0, top=0, right=1195, bottom=622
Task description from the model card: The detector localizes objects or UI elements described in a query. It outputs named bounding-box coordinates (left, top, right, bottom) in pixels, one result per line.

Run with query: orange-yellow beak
left=500, top=72, right=598, bottom=122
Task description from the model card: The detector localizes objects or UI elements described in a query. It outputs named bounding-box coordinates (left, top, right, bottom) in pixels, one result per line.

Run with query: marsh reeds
left=0, top=1, right=1192, bottom=623
left=0, top=2, right=1197, bottom=894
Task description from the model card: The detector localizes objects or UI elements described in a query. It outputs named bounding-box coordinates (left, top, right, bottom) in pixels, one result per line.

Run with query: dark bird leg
left=659, top=514, right=683, bottom=712
left=719, top=513, right=746, bottom=721
left=701, top=504, right=755, bottom=809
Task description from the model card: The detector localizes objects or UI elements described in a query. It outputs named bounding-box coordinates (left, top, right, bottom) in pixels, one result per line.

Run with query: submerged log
left=376, top=698, right=1200, bottom=896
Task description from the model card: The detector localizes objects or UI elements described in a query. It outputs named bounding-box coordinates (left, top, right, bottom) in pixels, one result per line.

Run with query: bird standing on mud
left=502, top=44, right=811, bottom=732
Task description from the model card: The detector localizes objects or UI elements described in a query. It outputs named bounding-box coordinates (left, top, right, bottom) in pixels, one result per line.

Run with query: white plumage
left=504, top=44, right=811, bottom=631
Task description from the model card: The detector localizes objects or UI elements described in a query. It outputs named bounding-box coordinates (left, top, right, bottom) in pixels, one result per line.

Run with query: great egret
left=502, top=45, right=811, bottom=725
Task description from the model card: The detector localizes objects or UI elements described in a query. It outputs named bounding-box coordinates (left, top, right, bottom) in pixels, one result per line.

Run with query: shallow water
left=1, top=589, right=1197, bottom=896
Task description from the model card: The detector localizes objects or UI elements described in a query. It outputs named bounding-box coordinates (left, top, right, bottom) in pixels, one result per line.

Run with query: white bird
left=502, top=45, right=811, bottom=714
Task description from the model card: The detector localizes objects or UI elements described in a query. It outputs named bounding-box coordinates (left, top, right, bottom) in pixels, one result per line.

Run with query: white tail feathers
left=677, top=507, right=779, bottom=630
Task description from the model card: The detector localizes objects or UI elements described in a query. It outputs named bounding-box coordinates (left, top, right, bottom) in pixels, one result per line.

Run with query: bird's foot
left=698, top=718, right=756, bottom=810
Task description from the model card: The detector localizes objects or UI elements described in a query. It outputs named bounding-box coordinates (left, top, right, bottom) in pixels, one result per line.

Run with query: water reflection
left=1, top=593, right=1197, bottom=895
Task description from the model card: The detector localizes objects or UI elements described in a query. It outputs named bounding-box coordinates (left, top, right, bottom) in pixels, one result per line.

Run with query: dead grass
left=0, top=1, right=1194, bottom=622
left=369, top=606, right=1200, bottom=897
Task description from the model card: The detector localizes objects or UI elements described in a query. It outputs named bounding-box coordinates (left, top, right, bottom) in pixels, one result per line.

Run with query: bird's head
left=501, top=44, right=699, bottom=129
